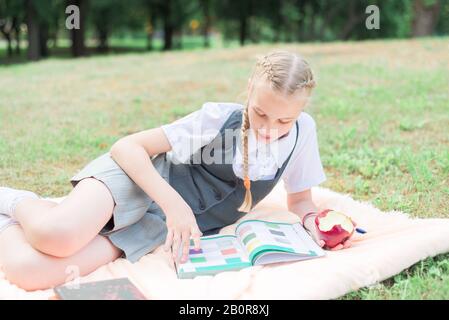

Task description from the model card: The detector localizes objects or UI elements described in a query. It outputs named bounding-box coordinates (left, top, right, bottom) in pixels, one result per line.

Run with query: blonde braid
left=238, top=105, right=252, bottom=212
left=297, top=78, right=316, bottom=90
left=257, top=55, right=275, bottom=83
left=295, top=59, right=316, bottom=90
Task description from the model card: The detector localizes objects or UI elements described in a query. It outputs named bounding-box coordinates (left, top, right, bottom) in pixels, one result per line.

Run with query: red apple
left=315, top=209, right=356, bottom=249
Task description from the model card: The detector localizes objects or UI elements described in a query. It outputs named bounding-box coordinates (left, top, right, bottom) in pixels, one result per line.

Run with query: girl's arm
left=287, top=189, right=352, bottom=250
left=110, top=128, right=179, bottom=211
left=110, top=128, right=202, bottom=262
left=287, top=189, right=320, bottom=232
left=287, top=189, right=319, bottom=224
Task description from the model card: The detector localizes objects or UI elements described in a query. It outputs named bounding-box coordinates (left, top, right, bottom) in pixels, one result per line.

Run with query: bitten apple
left=315, top=209, right=356, bottom=249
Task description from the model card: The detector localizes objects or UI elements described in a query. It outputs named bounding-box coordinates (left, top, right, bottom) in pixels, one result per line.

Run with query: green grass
left=341, top=252, right=449, bottom=299
left=0, top=37, right=448, bottom=299
left=0, top=34, right=241, bottom=64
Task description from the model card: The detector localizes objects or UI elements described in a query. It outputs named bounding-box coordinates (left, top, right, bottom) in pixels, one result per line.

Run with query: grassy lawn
left=0, top=34, right=241, bottom=65
left=0, top=37, right=448, bottom=299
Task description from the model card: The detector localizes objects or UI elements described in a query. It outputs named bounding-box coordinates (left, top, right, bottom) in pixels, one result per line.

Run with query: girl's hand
left=304, top=220, right=352, bottom=251
left=163, top=199, right=203, bottom=263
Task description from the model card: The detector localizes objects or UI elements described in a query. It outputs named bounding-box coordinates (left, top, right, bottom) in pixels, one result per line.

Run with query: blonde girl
left=0, top=50, right=352, bottom=291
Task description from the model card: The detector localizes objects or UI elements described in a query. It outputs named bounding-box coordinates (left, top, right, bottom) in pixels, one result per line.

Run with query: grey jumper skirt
left=70, top=110, right=299, bottom=263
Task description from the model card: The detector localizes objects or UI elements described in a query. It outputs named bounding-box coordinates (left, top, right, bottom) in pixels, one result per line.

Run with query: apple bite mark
left=317, top=211, right=354, bottom=233
left=315, top=210, right=356, bottom=249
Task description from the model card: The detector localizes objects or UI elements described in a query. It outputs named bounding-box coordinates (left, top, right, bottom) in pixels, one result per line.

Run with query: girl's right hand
left=163, top=199, right=203, bottom=264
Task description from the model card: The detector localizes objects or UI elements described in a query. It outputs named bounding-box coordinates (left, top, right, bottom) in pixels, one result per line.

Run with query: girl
left=0, top=50, right=352, bottom=291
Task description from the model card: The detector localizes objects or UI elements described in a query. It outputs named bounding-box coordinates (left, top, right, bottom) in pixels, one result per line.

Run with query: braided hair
left=238, top=50, right=316, bottom=212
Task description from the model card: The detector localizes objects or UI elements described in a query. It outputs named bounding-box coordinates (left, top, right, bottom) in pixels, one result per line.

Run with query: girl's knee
left=30, top=219, right=83, bottom=258
left=2, top=251, right=46, bottom=291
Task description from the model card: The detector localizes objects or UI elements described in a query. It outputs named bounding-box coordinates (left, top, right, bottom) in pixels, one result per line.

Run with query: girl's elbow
left=110, top=138, right=128, bottom=158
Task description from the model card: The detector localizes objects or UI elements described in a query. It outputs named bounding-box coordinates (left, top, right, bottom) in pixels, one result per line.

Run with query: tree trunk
left=52, top=29, right=58, bottom=48
left=308, top=5, right=317, bottom=41
left=39, top=22, right=49, bottom=58
left=163, top=23, right=174, bottom=50
left=96, top=26, right=109, bottom=52
left=0, top=25, right=13, bottom=57
left=13, top=17, right=20, bottom=55
left=147, top=24, right=154, bottom=50
left=70, top=0, right=87, bottom=57
left=5, top=34, right=12, bottom=57
left=26, top=0, right=40, bottom=61
left=317, top=3, right=340, bottom=41
left=239, top=15, right=247, bottom=46
left=177, top=29, right=183, bottom=50
left=339, top=0, right=365, bottom=40
left=200, top=0, right=211, bottom=48
left=146, top=7, right=157, bottom=51
left=272, top=12, right=282, bottom=42
left=297, top=0, right=307, bottom=41
left=51, top=15, right=59, bottom=48
left=238, top=0, right=253, bottom=46
left=162, top=0, right=173, bottom=50
left=271, top=0, right=284, bottom=42
left=412, top=0, right=441, bottom=37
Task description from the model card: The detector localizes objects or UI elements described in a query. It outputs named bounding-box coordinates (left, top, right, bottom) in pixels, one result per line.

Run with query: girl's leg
left=0, top=224, right=122, bottom=291
left=13, top=178, right=115, bottom=258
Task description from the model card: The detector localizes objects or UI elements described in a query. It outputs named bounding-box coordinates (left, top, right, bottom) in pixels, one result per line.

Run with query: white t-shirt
left=161, top=102, right=326, bottom=194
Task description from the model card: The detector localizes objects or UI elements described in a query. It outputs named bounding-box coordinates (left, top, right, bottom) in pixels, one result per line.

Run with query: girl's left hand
left=305, top=221, right=352, bottom=251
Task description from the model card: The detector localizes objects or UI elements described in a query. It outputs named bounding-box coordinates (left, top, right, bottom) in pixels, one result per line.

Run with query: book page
left=176, top=235, right=252, bottom=279
left=235, top=219, right=325, bottom=263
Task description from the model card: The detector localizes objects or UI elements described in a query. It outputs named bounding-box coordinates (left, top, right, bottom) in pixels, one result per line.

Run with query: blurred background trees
left=0, top=0, right=448, bottom=62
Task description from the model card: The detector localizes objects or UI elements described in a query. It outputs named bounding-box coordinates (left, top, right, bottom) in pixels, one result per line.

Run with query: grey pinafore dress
left=70, top=109, right=299, bottom=263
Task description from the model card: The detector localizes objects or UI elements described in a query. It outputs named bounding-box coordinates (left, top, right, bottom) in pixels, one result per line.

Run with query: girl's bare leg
left=12, top=178, right=115, bottom=258
left=0, top=224, right=122, bottom=291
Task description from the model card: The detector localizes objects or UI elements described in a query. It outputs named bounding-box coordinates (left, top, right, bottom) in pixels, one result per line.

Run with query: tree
left=0, top=0, right=23, bottom=58
left=435, top=0, right=449, bottom=35
left=68, top=0, right=87, bottom=57
left=25, top=0, right=40, bottom=60
left=143, top=0, right=160, bottom=51
left=24, top=0, right=65, bottom=60
left=199, top=0, right=211, bottom=47
left=157, top=0, right=197, bottom=50
left=90, top=0, right=133, bottom=52
left=339, top=0, right=368, bottom=40
left=314, top=0, right=345, bottom=41
left=238, top=0, right=253, bottom=45
left=216, top=0, right=254, bottom=46
left=160, top=0, right=174, bottom=50
left=412, top=0, right=441, bottom=36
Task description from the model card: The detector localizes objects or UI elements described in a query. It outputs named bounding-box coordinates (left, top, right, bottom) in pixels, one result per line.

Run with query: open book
left=175, top=219, right=326, bottom=279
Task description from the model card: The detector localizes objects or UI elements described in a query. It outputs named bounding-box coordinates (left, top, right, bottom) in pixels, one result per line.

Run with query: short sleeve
left=161, top=102, right=242, bottom=163
left=282, top=114, right=327, bottom=193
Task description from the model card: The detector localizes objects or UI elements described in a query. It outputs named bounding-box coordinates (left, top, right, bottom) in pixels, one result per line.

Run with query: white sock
left=0, top=187, right=40, bottom=219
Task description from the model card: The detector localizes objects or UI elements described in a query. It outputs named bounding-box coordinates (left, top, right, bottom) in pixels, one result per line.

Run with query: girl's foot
left=0, top=187, right=40, bottom=218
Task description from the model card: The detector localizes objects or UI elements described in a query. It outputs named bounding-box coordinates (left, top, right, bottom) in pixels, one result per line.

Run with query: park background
left=0, top=0, right=448, bottom=299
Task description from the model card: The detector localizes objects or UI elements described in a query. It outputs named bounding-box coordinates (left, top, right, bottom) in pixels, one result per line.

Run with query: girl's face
left=247, top=79, right=309, bottom=143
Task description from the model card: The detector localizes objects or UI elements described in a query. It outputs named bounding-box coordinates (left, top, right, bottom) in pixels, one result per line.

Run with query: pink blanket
left=1, top=184, right=449, bottom=299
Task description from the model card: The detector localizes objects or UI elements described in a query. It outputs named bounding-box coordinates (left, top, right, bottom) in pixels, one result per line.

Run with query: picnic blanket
left=1, top=183, right=449, bottom=299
